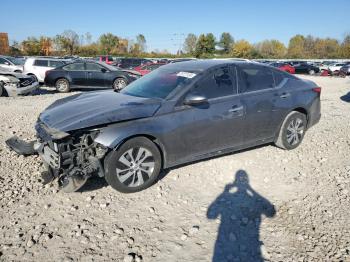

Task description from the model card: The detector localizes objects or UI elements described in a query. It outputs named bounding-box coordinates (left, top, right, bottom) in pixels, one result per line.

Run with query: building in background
left=0, top=33, right=10, bottom=55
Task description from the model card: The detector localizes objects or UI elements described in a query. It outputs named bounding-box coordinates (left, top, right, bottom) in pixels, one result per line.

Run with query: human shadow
left=207, top=170, right=276, bottom=262
left=340, top=92, right=350, bottom=103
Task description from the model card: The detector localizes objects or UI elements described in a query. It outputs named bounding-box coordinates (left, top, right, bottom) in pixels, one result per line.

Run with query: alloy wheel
left=113, top=78, right=126, bottom=91
left=116, top=147, right=155, bottom=187
left=286, top=118, right=304, bottom=145
left=56, top=79, right=68, bottom=92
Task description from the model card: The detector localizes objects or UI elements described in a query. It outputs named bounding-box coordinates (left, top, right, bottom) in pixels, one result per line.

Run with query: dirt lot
left=0, top=76, right=350, bottom=262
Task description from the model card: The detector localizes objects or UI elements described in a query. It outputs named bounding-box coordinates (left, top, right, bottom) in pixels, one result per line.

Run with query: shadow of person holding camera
left=207, top=170, right=276, bottom=262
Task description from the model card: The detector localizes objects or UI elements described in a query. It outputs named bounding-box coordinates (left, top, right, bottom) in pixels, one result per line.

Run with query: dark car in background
left=44, top=61, right=141, bottom=92
left=340, top=64, right=350, bottom=75
left=8, top=60, right=321, bottom=193
left=112, top=58, right=150, bottom=69
left=288, top=62, right=320, bottom=75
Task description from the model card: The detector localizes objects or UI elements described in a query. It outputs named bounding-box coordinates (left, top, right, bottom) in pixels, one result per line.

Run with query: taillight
left=312, top=87, right=321, bottom=93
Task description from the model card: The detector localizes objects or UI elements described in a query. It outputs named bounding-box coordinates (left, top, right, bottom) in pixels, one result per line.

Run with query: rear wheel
left=275, top=111, right=307, bottom=150
left=104, top=137, right=162, bottom=193
left=113, top=78, right=127, bottom=91
left=308, top=69, right=315, bottom=75
left=28, top=74, right=38, bottom=82
left=55, top=78, right=70, bottom=93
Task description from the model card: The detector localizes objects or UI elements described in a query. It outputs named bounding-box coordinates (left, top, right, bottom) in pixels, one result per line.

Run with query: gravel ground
left=0, top=76, right=350, bottom=262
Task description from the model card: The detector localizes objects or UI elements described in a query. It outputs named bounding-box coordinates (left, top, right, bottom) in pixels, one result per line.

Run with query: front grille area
left=18, top=76, right=34, bottom=87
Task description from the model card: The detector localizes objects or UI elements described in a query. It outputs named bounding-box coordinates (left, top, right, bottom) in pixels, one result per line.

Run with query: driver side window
left=191, top=66, right=236, bottom=99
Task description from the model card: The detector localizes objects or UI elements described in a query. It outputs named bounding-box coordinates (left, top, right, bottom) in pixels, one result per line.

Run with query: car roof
left=161, top=59, right=252, bottom=71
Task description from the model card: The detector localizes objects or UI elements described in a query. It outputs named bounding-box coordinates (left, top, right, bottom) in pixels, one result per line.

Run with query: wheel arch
left=103, top=133, right=167, bottom=169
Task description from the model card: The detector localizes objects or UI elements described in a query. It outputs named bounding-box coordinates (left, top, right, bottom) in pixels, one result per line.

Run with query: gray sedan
left=6, top=60, right=321, bottom=193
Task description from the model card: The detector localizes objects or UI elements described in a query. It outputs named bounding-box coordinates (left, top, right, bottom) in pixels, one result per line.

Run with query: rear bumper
left=307, top=98, right=321, bottom=129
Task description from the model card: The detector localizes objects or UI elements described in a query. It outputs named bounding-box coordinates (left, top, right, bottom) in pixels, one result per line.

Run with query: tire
left=308, top=69, right=315, bottom=75
left=113, top=78, right=127, bottom=91
left=55, top=78, right=70, bottom=93
left=104, top=137, right=162, bottom=193
left=275, top=111, right=307, bottom=150
left=28, top=74, right=38, bottom=82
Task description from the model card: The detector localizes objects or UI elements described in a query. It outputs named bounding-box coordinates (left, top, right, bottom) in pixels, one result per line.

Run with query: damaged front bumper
left=6, top=125, right=108, bottom=193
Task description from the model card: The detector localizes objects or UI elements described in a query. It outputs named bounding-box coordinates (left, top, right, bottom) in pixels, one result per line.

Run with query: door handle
left=228, top=105, right=243, bottom=113
left=279, top=93, right=290, bottom=98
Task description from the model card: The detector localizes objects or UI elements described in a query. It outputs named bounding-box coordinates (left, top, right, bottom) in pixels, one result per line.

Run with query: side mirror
left=101, top=68, right=107, bottom=73
left=183, top=93, right=208, bottom=106
left=4, top=62, right=10, bottom=65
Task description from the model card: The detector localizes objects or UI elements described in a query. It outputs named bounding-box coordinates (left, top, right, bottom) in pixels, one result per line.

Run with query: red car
left=134, top=62, right=166, bottom=76
left=270, top=62, right=295, bottom=74
left=98, top=56, right=114, bottom=65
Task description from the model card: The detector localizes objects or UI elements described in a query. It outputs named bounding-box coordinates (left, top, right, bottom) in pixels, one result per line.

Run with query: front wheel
left=104, top=137, right=162, bottom=193
left=113, top=78, right=127, bottom=91
left=55, top=78, right=70, bottom=93
left=275, top=111, right=307, bottom=150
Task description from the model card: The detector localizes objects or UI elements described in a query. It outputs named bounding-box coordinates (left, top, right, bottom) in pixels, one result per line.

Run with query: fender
left=94, top=117, right=170, bottom=167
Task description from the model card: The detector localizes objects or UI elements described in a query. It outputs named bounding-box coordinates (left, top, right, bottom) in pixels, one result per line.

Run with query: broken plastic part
left=5, top=136, right=36, bottom=156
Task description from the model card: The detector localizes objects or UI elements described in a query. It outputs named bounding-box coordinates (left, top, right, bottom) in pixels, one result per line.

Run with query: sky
left=1, top=0, right=349, bottom=53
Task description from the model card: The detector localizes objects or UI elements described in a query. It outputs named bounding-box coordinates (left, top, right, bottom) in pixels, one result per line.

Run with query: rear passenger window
left=34, top=60, right=48, bottom=67
left=273, top=70, right=287, bottom=86
left=239, top=66, right=274, bottom=93
left=49, top=60, right=64, bottom=68
left=192, top=66, right=236, bottom=99
left=63, top=63, right=85, bottom=71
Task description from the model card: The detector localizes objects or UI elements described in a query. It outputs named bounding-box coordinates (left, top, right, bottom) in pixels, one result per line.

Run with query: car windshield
left=120, top=68, right=199, bottom=99
left=6, top=57, right=24, bottom=65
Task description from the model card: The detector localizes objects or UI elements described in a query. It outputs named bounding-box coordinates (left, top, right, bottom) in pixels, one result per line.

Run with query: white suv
left=23, top=57, right=68, bottom=82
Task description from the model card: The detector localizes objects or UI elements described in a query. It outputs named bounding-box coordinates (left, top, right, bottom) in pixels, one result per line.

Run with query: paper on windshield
left=177, top=72, right=196, bottom=78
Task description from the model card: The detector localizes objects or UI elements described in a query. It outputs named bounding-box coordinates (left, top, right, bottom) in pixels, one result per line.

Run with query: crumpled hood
left=39, top=90, right=161, bottom=132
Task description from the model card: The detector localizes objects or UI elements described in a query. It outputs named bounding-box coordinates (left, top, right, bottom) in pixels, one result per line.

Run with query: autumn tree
left=231, top=40, right=254, bottom=58
left=183, top=33, right=197, bottom=55
left=256, top=39, right=286, bottom=58
left=287, top=35, right=306, bottom=58
left=340, top=34, right=350, bottom=58
left=218, top=32, right=234, bottom=54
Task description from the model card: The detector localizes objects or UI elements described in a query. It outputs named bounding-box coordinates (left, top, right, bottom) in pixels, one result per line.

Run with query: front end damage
left=6, top=122, right=109, bottom=192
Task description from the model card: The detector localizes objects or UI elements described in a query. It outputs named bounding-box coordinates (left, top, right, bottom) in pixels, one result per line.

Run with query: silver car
left=0, top=66, right=39, bottom=96
left=0, top=56, right=24, bottom=72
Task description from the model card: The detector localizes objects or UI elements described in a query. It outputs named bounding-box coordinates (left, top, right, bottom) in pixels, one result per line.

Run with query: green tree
left=99, top=33, right=119, bottom=54
left=183, top=33, right=197, bottom=55
left=54, top=30, right=80, bottom=55
left=218, top=32, right=234, bottom=54
left=231, top=40, right=254, bottom=58
left=21, top=37, right=41, bottom=55
left=194, top=33, right=216, bottom=57
left=136, top=34, right=146, bottom=52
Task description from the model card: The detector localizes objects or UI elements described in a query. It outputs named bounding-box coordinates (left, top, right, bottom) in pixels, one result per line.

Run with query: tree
left=183, top=33, right=197, bottom=55
left=287, top=35, right=306, bottom=58
left=256, top=39, right=286, bottom=58
left=54, top=30, right=80, bottom=55
left=194, top=33, right=216, bottom=57
left=314, top=38, right=340, bottom=58
left=21, top=37, right=41, bottom=55
left=136, top=34, right=146, bottom=52
left=340, top=34, right=350, bottom=58
left=231, top=40, right=254, bottom=58
left=218, top=32, right=234, bottom=54
left=39, top=37, right=52, bottom=56
left=9, top=41, right=22, bottom=56
left=99, top=33, right=119, bottom=54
